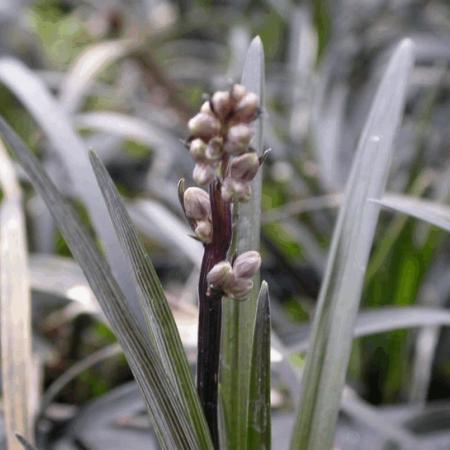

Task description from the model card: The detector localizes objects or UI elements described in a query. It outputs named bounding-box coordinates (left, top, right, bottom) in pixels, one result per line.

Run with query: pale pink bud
left=224, top=124, right=253, bottom=155
left=230, top=84, right=247, bottom=103
left=230, top=153, right=260, bottom=182
left=193, top=163, right=215, bottom=185
left=188, top=112, right=220, bottom=140
left=221, top=178, right=251, bottom=202
left=233, top=251, right=261, bottom=279
left=200, top=101, right=213, bottom=114
left=195, top=220, right=212, bottom=243
left=226, top=277, right=253, bottom=300
left=189, top=138, right=207, bottom=161
left=207, top=261, right=233, bottom=288
left=211, top=91, right=232, bottom=120
left=205, top=136, right=223, bottom=161
left=183, top=187, right=211, bottom=220
left=221, top=177, right=234, bottom=202
left=233, top=92, right=259, bottom=123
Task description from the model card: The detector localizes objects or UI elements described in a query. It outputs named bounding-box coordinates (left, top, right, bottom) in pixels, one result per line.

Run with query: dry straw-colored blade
left=0, top=140, right=34, bottom=449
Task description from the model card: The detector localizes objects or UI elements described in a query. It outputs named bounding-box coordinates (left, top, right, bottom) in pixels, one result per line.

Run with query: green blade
left=247, top=281, right=271, bottom=450
left=374, top=193, right=450, bottom=233
left=0, top=117, right=202, bottom=450
left=90, top=152, right=212, bottom=449
left=220, top=36, right=265, bottom=449
left=0, top=58, right=150, bottom=346
left=290, top=39, right=414, bottom=450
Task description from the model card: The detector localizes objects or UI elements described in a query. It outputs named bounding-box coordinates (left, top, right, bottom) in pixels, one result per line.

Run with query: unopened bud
left=224, top=124, right=253, bottom=155
left=188, top=112, right=220, bottom=140
left=211, top=91, right=232, bottom=120
left=189, top=138, right=207, bottom=161
left=207, top=261, right=233, bottom=289
left=200, top=101, right=212, bottom=114
left=230, top=152, right=260, bottom=182
left=193, top=163, right=215, bottom=185
left=230, top=84, right=247, bottom=103
left=233, top=251, right=261, bottom=279
left=226, top=277, right=253, bottom=300
left=195, top=220, right=212, bottom=243
left=221, top=178, right=251, bottom=202
left=205, top=136, right=223, bottom=161
left=233, top=92, right=259, bottom=123
left=183, top=187, right=211, bottom=220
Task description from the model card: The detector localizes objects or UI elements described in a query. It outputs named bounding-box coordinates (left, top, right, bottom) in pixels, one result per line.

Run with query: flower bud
left=195, top=220, right=212, bottom=243
left=230, top=84, right=247, bottom=104
left=207, top=261, right=233, bottom=288
left=183, top=187, right=211, bottom=220
left=224, top=124, right=253, bottom=155
left=205, top=136, right=223, bottom=161
left=193, top=163, right=215, bottom=185
left=233, top=92, right=259, bottom=123
left=189, top=138, right=207, bottom=161
left=230, top=152, right=260, bottom=182
left=200, top=101, right=212, bottom=114
left=221, top=178, right=251, bottom=202
left=211, top=91, right=232, bottom=120
left=188, top=112, right=220, bottom=140
left=226, top=277, right=253, bottom=300
left=233, top=251, right=261, bottom=279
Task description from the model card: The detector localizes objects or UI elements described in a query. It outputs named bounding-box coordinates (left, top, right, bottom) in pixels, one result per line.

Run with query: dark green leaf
left=374, top=194, right=450, bottom=233
left=221, top=35, right=266, bottom=450
left=247, top=281, right=271, bottom=450
left=89, top=151, right=212, bottom=449
left=0, top=117, right=205, bottom=450
left=290, top=39, right=415, bottom=450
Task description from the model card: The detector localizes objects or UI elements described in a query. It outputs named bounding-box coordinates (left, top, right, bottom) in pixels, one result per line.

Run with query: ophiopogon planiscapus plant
left=179, top=84, right=264, bottom=446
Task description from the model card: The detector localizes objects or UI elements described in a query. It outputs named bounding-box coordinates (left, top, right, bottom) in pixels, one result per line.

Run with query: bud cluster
left=187, top=84, right=261, bottom=202
left=206, top=251, right=261, bottom=300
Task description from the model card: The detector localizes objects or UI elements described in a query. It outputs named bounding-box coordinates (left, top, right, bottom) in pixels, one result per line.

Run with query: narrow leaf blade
left=290, top=39, right=415, bottom=450
left=15, top=434, right=38, bottom=450
left=374, top=193, right=450, bottom=232
left=0, top=59, right=149, bottom=344
left=89, top=152, right=212, bottom=449
left=0, top=142, right=34, bottom=449
left=247, top=281, right=271, bottom=450
left=0, top=118, right=203, bottom=449
left=288, top=306, right=450, bottom=353
left=220, top=36, right=265, bottom=450
left=59, top=39, right=134, bottom=113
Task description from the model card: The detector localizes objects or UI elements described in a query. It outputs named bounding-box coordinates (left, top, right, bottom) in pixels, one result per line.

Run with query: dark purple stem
left=197, top=180, right=232, bottom=448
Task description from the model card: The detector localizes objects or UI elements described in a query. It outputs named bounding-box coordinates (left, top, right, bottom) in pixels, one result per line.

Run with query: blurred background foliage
left=0, top=0, right=450, bottom=449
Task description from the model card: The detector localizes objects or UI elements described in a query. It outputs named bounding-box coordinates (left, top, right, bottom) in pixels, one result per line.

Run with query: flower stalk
left=181, top=84, right=262, bottom=447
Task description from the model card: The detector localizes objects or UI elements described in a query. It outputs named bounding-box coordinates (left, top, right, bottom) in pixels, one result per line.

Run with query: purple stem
left=197, top=180, right=232, bottom=448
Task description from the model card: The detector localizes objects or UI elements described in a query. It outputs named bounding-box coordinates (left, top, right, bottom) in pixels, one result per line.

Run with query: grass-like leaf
left=290, top=39, right=415, bottom=450
left=89, top=151, right=212, bottom=449
left=0, top=141, right=34, bottom=450
left=59, top=39, right=134, bottom=113
left=38, top=343, right=121, bottom=422
left=247, top=281, right=271, bottom=450
left=0, top=59, right=149, bottom=342
left=0, top=117, right=207, bottom=449
left=288, top=306, right=450, bottom=353
left=374, top=193, right=450, bottom=232
left=15, top=434, right=38, bottom=450
left=220, top=36, right=265, bottom=449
